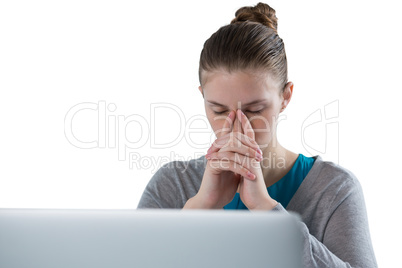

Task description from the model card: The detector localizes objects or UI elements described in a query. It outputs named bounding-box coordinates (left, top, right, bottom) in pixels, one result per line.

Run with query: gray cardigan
left=137, top=154, right=378, bottom=268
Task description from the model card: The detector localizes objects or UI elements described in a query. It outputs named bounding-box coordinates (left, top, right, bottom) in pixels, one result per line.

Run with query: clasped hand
left=199, top=109, right=277, bottom=210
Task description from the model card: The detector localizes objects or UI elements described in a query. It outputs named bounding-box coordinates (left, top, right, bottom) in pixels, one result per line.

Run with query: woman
left=138, top=2, right=377, bottom=267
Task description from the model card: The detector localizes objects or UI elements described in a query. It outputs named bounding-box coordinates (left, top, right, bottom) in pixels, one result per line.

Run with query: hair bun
left=230, top=2, right=278, bottom=33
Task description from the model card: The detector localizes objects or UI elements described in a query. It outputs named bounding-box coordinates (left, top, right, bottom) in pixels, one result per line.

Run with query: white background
left=1, top=0, right=401, bottom=266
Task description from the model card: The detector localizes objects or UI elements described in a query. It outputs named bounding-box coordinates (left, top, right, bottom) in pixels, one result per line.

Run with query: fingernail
left=255, top=153, right=263, bottom=161
left=257, top=148, right=263, bottom=154
left=228, top=111, right=234, bottom=119
left=247, top=171, right=255, bottom=180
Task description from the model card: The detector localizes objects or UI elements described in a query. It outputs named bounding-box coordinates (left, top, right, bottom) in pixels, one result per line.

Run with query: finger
left=226, top=115, right=245, bottom=148
left=237, top=109, right=255, bottom=142
left=207, top=111, right=235, bottom=154
left=206, top=150, right=262, bottom=168
left=207, top=132, right=232, bottom=155
left=217, top=110, right=235, bottom=138
left=213, top=140, right=262, bottom=161
left=232, top=131, right=260, bottom=150
left=237, top=109, right=262, bottom=154
left=207, top=131, right=260, bottom=156
left=231, top=115, right=259, bottom=152
left=208, top=158, right=256, bottom=180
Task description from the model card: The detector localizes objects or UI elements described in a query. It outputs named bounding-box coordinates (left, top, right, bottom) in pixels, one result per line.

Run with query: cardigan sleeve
left=272, top=178, right=377, bottom=268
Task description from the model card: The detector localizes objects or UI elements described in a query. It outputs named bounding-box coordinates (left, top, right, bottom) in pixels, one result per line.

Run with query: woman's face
left=199, top=69, right=292, bottom=150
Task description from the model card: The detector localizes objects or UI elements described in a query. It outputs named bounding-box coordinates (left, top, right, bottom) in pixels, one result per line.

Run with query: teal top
left=223, top=153, right=315, bottom=209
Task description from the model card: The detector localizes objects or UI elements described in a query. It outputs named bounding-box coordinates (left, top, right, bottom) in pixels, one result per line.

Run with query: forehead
left=202, top=70, right=280, bottom=102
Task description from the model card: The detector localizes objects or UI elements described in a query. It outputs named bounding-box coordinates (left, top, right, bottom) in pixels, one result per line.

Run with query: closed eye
left=247, top=110, right=263, bottom=114
left=212, top=110, right=263, bottom=115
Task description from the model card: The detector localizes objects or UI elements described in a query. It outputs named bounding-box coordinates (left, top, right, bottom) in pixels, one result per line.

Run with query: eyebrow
left=206, top=99, right=267, bottom=107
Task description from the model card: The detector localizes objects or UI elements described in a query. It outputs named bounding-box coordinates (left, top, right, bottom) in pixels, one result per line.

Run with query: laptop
left=0, top=208, right=302, bottom=268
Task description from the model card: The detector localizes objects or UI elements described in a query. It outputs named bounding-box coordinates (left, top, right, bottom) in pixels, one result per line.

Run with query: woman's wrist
left=249, top=197, right=278, bottom=211
left=183, top=196, right=199, bottom=209
left=183, top=195, right=208, bottom=209
left=183, top=194, right=222, bottom=209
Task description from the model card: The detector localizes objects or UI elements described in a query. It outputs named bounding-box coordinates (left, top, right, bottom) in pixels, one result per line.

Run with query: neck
left=260, top=138, right=298, bottom=188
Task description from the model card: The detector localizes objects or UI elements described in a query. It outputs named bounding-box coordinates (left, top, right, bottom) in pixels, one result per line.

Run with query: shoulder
left=305, top=155, right=364, bottom=208
left=314, top=156, right=362, bottom=192
left=288, top=155, right=368, bottom=230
